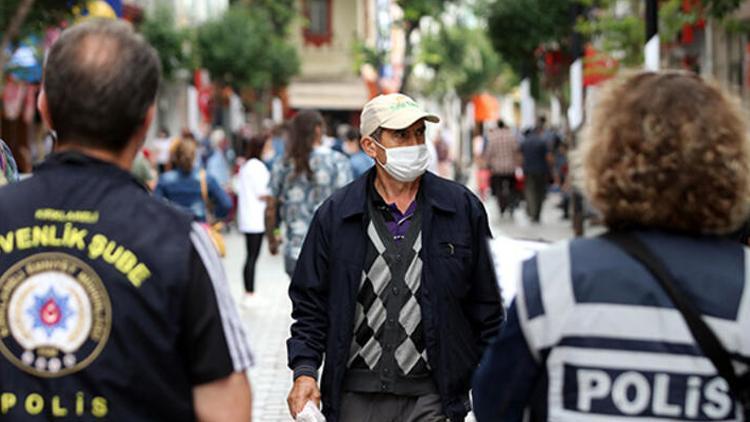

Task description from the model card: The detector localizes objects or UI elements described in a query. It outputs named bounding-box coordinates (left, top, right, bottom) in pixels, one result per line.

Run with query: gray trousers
left=339, top=392, right=447, bottom=422
left=524, top=172, right=548, bottom=222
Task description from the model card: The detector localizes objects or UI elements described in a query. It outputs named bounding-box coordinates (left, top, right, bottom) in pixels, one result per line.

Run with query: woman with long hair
left=236, top=134, right=272, bottom=305
left=155, top=137, right=232, bottom=222
left=267, top=110, right=353, bottom=277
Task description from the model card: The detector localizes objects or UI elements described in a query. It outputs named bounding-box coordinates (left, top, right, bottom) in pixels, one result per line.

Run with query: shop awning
left=288, top=80, right=370, bottom=111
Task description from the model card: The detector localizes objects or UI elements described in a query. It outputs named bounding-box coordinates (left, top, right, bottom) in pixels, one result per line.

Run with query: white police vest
left=517, top=234, right=750, bottom=421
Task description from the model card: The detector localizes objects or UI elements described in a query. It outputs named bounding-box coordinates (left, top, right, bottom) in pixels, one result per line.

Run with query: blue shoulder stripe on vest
left=542, top=335, right=750, bottom=364
left=551, top=335, right=703, bottom=357
left=523, top=256, right=545, bottom=319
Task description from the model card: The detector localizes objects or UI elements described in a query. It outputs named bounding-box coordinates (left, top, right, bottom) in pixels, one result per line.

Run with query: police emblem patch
left=0, top=253, right=111, bottom=378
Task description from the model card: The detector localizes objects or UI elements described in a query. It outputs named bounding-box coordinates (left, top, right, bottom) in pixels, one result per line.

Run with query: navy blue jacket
left=287, top=170, right=504, bottom=421
left=0, top=153, right=252, bottom=420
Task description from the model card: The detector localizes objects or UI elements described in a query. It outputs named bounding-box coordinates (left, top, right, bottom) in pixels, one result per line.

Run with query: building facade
left=287, top=0, right=405, bottom=130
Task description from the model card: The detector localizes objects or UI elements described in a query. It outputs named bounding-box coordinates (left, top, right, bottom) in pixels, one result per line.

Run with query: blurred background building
left=5, top=0, right=750, bottom=174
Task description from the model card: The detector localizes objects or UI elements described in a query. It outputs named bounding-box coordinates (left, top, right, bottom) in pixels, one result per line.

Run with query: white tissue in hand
left=295, top=401, right=325, bottom=422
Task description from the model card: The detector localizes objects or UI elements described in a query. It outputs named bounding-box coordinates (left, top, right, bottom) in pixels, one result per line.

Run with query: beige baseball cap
left=360, top=93, right=440, bottom=138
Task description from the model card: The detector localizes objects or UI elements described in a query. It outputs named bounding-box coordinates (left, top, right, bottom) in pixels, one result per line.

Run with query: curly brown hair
left=576, top=71, right=750, bottom=234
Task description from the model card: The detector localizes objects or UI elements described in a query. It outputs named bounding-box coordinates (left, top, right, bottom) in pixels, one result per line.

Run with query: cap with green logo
left=360, top=93, right=440, bottom=138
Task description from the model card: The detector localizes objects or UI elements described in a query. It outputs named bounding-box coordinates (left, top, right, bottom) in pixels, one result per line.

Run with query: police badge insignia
left=0, top=253, right=112, bottom=378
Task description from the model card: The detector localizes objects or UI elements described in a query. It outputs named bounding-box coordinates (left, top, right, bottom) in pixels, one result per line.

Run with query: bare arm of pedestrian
left=194, top=372, right=252, bottom=422
left=186, top=225, right=255, bottom=420
left=266, top=161, right=285, bottom=255
left=287, top=207, right=331, bottom=418
left=265, top=197, right=281, bottom=255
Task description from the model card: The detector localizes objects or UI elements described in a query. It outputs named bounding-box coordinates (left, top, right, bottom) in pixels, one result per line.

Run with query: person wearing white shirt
left=152, top=128, right=172, bottom=173
left=236, top=135, right=271, bottom=304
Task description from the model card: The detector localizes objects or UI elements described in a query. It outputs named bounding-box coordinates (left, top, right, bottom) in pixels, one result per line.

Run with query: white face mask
left=372, top=139, right=430, bottom=182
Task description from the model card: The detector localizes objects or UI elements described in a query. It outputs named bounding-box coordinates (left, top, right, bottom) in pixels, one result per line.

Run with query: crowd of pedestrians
left=480, top=116, right=568, bottom=224
left=1, top=18, right=750, bottom=422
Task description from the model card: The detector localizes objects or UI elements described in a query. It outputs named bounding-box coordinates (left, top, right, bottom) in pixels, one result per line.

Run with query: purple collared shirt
left=383, top=201, right=417, bottom=242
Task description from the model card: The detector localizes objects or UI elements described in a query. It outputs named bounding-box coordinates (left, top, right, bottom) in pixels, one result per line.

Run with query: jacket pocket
left=438, top=241, right=471, bottom=258
left=429, top=241, right=472, bottom=299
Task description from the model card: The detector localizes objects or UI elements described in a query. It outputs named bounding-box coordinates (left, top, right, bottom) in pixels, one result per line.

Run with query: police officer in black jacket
left=0, top=19, right=253, bottom=421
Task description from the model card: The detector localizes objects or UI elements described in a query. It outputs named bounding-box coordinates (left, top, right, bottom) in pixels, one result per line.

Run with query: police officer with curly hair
left=473, top=71, right=750, bottom=421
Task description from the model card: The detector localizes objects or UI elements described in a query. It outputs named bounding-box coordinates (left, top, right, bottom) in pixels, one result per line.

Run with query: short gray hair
left=44, top=19, right=161, bottom=151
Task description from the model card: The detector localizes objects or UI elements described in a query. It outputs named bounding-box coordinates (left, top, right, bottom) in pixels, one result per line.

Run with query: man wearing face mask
left=286, top=93, right=504, bottom=422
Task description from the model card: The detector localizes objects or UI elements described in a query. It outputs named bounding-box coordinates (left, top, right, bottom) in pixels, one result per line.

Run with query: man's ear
left=37, top=89, right=54, bottom=131
left=132, top=104, right=156, bottom=148
left=143, top=104, right=156, bottom=134
left=361, top=137, right=378, bottom=159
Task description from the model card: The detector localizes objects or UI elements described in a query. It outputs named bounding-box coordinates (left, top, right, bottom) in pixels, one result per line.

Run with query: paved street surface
left=221, top=191, right=595, bottom=421
left=485, top=191, right=595, bottom=243
left=222, top=233, right=292, bottom=421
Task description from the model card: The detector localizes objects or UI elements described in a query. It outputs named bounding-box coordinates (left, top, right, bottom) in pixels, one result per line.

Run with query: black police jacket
left=0, top=152, right=252, bottom=421
left=287, top=169, right=505, bottom=422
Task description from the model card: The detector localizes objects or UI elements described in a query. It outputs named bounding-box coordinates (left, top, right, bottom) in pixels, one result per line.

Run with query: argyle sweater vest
left=344, top=201, right=436, bottom=395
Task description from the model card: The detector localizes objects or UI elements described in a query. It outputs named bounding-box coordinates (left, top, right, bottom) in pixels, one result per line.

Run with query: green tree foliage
left=702, top=0, right=743, bottom=18
left=267, top=36, right=300, bottom=90
left=577, top=0, right=742, bottom=66
left=233, top=0, right=296, bottom=36
left=1, top=0, right=80, bottom=92
left=398, top=0, right=448, bottom=26
left=140, top=6, right=191, bottom=80
left=488, top=0, right=573, bottom=78
left=1, top=0, right=78, bottom=37
left=576, top=1, right=646, bottom=66
left=578, top=0, right=693, bottom=66
left=195, top=4, right=299, bottom=92
left=396, top=0, right=452, bottom=92
left=488, top=0, right=743, bottom=98
left=417, top=23, right=507, bottom=100
left=352, top=40, right=386, bottom=75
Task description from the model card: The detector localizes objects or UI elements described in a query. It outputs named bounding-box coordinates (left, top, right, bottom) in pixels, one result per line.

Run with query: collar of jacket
left=341, top=168, right=456, bottom=219
left=36, top=150, right=149, bottom=193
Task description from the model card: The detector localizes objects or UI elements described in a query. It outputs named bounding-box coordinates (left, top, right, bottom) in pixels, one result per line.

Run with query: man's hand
left=287, top=375, right=321, bottom=419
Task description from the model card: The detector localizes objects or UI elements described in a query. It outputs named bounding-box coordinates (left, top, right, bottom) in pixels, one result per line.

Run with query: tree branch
left=399, top=22, right=418, bottom=95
